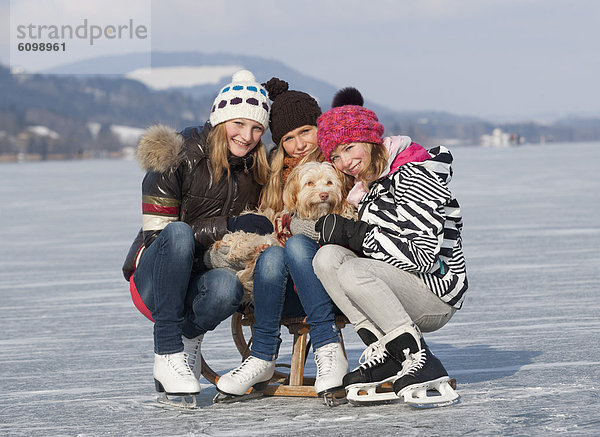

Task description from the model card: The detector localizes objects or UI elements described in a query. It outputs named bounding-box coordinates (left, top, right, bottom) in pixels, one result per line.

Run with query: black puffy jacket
left=122, top=122, right=263, bottom=280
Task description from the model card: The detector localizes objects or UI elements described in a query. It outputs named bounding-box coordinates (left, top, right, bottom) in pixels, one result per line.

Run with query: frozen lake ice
left=1, top=142, right=599, bottom=436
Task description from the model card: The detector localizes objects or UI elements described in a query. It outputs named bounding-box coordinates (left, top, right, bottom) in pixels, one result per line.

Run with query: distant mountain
left=0, top=51, right=598, bottom=160
left=0, top=62, right=214, bottom=158
left=0, top=63, right=212, bottom=128
left=42, top=51, right=380, bottom=115
left=38, top=51, right=493, bottom=139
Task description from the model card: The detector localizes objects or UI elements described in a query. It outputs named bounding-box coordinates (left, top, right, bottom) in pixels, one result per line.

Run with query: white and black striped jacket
left=358, top=146, right=468, bottom=308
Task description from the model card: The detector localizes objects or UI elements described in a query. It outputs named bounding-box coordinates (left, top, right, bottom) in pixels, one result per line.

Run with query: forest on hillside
left=1, top=65, right=599, bottom=160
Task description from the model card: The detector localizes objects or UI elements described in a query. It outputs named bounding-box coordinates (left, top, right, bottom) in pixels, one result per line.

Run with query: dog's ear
left=283, top=166, right=301, bottom=212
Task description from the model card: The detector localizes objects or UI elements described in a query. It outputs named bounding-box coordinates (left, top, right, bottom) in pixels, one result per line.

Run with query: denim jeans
left=251, top=234, right=341, bottom=361
left=133, top=222, right=243, bottom=354
left=313, top=245, right=455, bottom=346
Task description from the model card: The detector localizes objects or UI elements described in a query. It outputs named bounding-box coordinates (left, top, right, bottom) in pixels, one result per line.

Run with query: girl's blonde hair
left=259, top=128, right=323, bottom=212
left=207, top=123, right=269, bottom=185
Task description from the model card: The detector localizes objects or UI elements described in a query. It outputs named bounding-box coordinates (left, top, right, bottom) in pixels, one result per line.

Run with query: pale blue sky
left=2, top=0, right=599, bottom=120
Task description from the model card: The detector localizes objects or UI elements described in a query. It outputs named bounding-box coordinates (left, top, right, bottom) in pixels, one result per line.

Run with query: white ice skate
left=182, top=334, right=204, bottom=380
left=345, top=342, right=402, bottom=405
left=214, top=356, right=275, bottom=403
left=314, top=342, right=349, bottom=406
left=153, top=351, right=201, bottom=409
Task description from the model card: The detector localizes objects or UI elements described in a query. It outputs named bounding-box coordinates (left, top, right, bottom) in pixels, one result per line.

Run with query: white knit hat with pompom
left=209, top=70, right=271, bottom=129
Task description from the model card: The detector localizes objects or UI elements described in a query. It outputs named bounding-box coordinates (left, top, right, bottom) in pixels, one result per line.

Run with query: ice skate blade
left=400, top=378, right=460, bottom=409
left=346, top=384, right=400, bottom=406
left=213, top=379, right=269, bottom=404
left=156, top=393, right=198, bottom=410
left=213, top=390, right=264, bottom=404
left=405, top=396, right=460, bottom=409
left=319, top=387, right=348, bottom=407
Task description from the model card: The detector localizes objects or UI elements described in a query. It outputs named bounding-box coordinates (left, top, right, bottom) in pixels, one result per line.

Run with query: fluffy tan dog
left=283, top=161, right=347, bottom=219
left=204, top=161, right=354, bottom=304
left=283, top=161, right=355, bottom=240
left=203, top=228, right=280, bottom=304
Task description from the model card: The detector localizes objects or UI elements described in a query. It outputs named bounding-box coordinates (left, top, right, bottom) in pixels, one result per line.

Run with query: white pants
left=313, top=245, right=455, bottom=346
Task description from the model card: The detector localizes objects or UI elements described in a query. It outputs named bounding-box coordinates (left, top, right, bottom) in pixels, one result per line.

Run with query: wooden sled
left=201, top=306, right=350, bottom=397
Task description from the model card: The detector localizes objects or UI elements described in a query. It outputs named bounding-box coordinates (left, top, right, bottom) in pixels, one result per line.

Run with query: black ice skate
left=344, top=341, right=404, bottom=405
left=392, top=340, right=459, bottom=408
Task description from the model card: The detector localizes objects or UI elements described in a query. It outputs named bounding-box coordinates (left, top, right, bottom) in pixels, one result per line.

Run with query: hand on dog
left=315, top=214, right=374, bottom=252
left=315, top=214, right=346, bottom=246
left=227, top=213, right=273, bottom=235
left=256, top=243, right=271, bottom=253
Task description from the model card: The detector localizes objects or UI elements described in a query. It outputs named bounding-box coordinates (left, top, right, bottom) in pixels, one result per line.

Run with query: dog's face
left=283, top=161, right=345, bottom=220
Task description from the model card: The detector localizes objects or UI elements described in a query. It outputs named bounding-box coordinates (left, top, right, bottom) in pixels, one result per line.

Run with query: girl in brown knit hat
left=259, top=78, right=324, bottom=211
left=217, top=78, right=349, bottom=404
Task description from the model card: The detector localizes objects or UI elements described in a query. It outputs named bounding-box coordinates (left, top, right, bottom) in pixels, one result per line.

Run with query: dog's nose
left=319, top=192, right=329, bottom=201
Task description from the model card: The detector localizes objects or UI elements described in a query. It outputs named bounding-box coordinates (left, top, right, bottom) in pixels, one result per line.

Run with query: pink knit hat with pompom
left=317, top=88, right=384, bottom=161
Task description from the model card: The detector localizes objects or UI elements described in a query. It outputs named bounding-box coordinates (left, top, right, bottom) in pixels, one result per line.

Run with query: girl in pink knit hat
left=312, top=88, right=467, bottom=407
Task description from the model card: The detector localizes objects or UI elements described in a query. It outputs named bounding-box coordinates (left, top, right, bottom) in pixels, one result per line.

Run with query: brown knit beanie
left=262, top=77, right=322, bottom=146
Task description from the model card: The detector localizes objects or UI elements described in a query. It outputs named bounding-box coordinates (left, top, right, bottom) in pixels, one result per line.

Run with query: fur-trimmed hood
left=136, top=124, right=185, bottom=173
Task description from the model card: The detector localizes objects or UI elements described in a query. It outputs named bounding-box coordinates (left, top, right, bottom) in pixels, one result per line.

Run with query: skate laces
left=315, top=343, right=338, bottom=376
left=401, top=347, right=426, bottom=376
left=231, top=356, right=270, bottom=382
left=167, top=352, right=195, bottom=378
left=358, top=342, right=387, bottom=369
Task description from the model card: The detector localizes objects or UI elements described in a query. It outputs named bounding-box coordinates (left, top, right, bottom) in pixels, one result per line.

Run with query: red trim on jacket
left=130, top=273, right=154, bottom=322
left=129, top=244, right=154, bottom=322
left=142, top=203, right=179, bottom=216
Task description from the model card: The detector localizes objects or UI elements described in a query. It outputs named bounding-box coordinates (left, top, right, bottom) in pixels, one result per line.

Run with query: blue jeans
left=251, top=234, right=341, bottom=361
left=133, top=222, right=243, bottom=354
